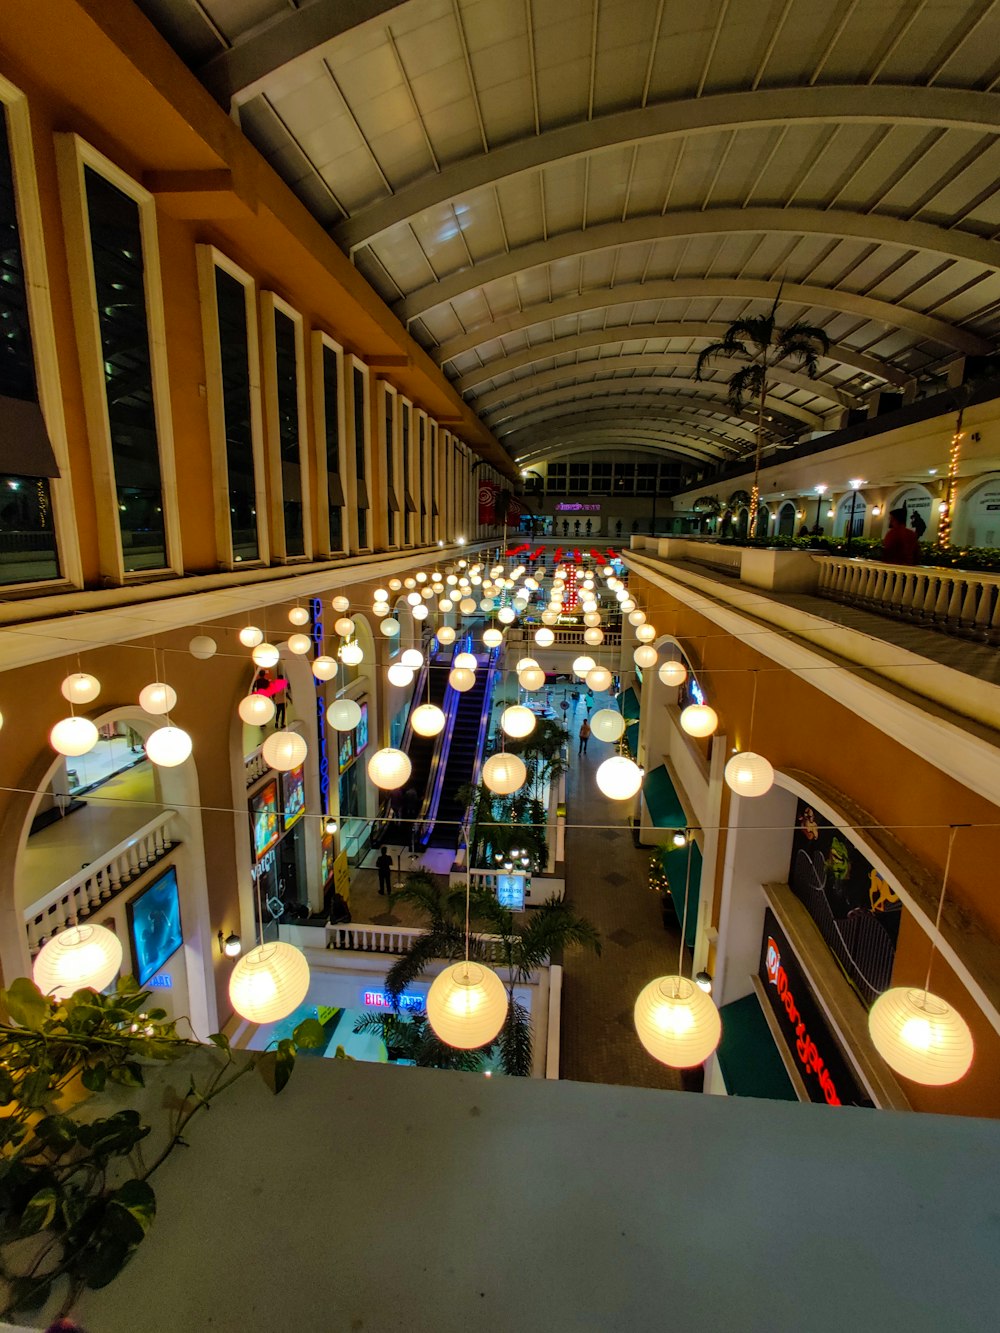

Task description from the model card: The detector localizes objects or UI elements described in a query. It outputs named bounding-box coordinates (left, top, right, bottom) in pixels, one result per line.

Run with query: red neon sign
left=765, top=936, right=842, bottom=1106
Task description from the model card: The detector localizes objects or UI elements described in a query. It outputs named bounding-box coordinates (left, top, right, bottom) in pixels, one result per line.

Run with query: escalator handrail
left=458, top=643, right=502, bottom=852
left=414, top=639, right=465, bottom=844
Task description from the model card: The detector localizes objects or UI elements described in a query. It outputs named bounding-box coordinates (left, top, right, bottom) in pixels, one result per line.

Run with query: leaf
left=20, top=1066, right=53, bottom=1108
left=256, top=1041, right=296, bottom=1094
left=19, top=1185, right=59, bottom=1235
left=34, top=1114, right=78, bottom=1153
left=208, top=1032, right=230, bottom=1050
left=116, top=974, right=141, bottom=994
left=106, top=1178, right=156, bottom=1243
left=7, top=1275, right=53, bottom=1313
left=0, top=1067, right=14, bottom=1105
left=108, top=1061, right=145, bottom=1088
left=292, top=1017, right=326, bottom=1050
left=4, top=977, right=50, bottom=1031
left=82, top=1062, right=107, bottom=1092
left=79, top=1233, right=134, bottom=1290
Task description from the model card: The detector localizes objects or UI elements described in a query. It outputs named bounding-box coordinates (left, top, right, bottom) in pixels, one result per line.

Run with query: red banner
left=478, top=482, right=497, bottom=525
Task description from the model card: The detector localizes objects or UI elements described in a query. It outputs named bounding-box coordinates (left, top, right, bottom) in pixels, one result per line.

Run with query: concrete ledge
left=741, top=547, right=823, bottom=593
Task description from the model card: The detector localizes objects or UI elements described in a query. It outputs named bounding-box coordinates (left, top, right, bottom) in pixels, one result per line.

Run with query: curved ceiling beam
left=515, top=416, right=732, bottom=454
left=518, top=440, right=705, bottom=468
left=435, top=280, right=985, bottom=364
left=200, top=0, right=413, bottom=107
left=456, top=335, right=853, bottom=407
left=335, top=85, right=1000, bottom=251
left=505, top=407, right=753, bottom=450
left=397, top=209, right=1000, bottom=325
left=512, top=425, right=736, bottom=462
left=477, top=362, right=825, bottom=428
left=514, top=428, right=721, bottom=464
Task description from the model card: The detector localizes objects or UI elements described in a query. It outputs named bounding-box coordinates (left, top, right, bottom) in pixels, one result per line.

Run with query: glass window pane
left=85, top=167, right=166, bottom=572
left=0, top=474, right=57, bottom=583
left=322, top=344, right=342, bottom=551
left=353, top=366, right=367, bottom=548
left=214, top=268, right=258, bottom=562
left=273, top=309, right=303, bottom=556
left=401, top=407, right=411, bottom=543
left=384, top=392, right=396, bottom=545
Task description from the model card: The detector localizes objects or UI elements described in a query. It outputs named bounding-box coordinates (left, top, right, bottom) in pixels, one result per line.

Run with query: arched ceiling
left=139, top=0, right=1000, bottom=473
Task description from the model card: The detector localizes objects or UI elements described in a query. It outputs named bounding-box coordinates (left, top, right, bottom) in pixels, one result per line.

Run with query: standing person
left=376, top=845, right=393, bottom=896
left=272, top=677, right=291, bottom=729
left=578, top=717, right=591, bottom=756
left=882, top=507, right=919, bottom=565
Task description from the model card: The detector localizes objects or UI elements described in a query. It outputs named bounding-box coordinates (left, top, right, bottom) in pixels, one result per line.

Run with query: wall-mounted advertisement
left=356, top=700, right=369, bottom=756
left=787, top=797, right=901, bottom=1006
left=337, top=731, right=355, bottom=774
left=127, top=865, right=183, bottom=987
left=496, top=874, right=526, bottom=911
left=250, top=780, right=280, bottom=860
left=281, top=764, right=306, bottom=831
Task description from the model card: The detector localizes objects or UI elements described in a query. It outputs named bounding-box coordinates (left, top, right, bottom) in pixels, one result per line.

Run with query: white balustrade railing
left=244, top=749, right=269, bottom=788
left=326, top=920, right=534, bottom=965
left=816, top=557, right=1000, bottom=641
left=24, top=809, right=179, bottom=955
left=506, top=626, right=622, bottom=648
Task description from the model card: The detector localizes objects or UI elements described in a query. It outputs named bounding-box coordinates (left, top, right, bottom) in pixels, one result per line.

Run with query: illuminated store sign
left=497, top=874, right=526, bottom=911
left=363, top=990, right=425, bottom=1012
left=758, top=909, right=871, bottom=1108
left=555, top=502, right=600, bottom=512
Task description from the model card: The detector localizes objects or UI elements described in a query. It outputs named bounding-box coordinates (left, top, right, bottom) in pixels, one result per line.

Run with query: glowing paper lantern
left=584, top=627, right=604, bottom=647
left=437, top=626, right=456, bottom=646
left=138, top=682, right=177, bottom=715
left=482, top=752, right=527, bottom=795
left=634, top=645, right=657, bottom=668
left=426, top=962, right=508, bottom=1048
left=61, top=673, right=100, bottom=705
left=50, top=716, right=99, bottom=757
left=460, top=598, right=477, bottom=615
left=401, top=648, right=424, bottom=670
left=680, top=704, right=718, bottom=738
left=628, top=610, right=647, bottom=627
left=634, top=976, right=722, bottom=1067
left=658, top=660, right=688, bottom=688
left=590, top=709, right=625, bottom=742
left=497, top=606, right=516, bottom=624
left=483, top=628, right=503, bottom=648
left=229, top=941, right=310, bottom=1024
left=331, top=595, right=350, bottom=613
left=312, top=656, right=338, bottom=681
left=583, top=612, right=602, bottom=628
left=252, top=642, right=280, bottom=669
left=387, top=663, right=414, bottom=687
left=596, top=755, right=643, bottom=800
left=586, top=666, right=613, bottom=692
left=334, top=616, right=355, bottom=637
left=411, top=703, right=446, bottom=737
left=368, top=747, right=412, bottom=790
left=518, top=666, right=546, bottom=692
left=572, top=655, right=596, bottom=679
left=287, top=633, right=312, bottom=656
left=868, top=988, right=974, bottom=1085
left=327, top=698, right=362, bottom=731
left=239, top=625, right=263, bottom=648
left=189, top=635, right=217, bottom=660
left=380, top=618, right=401, bottom=637
left=724, top=751, right=775, bottom=798
left=449, top=667, right=476, bottom=692
left=145, top=726, right=193, bottom=768
left=261, top=730, right=308, bottom=771
left=501, top=705, right=536, bottom=738
left=33, top=923, right=122, bottom=999
left=238, top=693, right=275, bottom=726
left=339, top=642, right=364, bottom=665
left=288, top=606, right=310, bottom=626
left=635, top=624, right=657, bottom=643
left=412, top=605, right=429, bottom=621
left=454, top=652, right=477, bottom=670
left=535, top=628, right=555, bottom=647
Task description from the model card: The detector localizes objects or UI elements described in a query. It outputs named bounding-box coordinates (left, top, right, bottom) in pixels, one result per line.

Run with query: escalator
left=426, top=653, right=497, bottom=849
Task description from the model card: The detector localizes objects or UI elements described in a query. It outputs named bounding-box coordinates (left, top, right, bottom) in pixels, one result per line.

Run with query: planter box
left=740, top=547, right=822, bottom=593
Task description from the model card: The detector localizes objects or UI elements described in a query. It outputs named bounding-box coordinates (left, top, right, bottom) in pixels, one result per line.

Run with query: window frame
left=195, top=245, right=268, bottom=569
left=416, top=410, right=430, bottom=544
left=56, top=131, right=180, bottom=582
left=260, top=290, right=312, bottom=562
left=0, top=78, right=81, bottom=592
left=428, top=419, right=440, bottom=542
left=311, top=330, right=348, bottom=556
left=347, top=355, right=372, bottom=553
left=378, top=379, right=400, bottom=550
left=399, top=395, right=415, bottom=547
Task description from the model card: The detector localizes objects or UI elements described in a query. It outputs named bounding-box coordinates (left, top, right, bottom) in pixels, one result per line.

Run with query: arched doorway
left=834, top=491, right=867, bottom=538
left=954, top=473, right=1000, bottom=548
left=885, top=484, right=934, bottom=540
left=735, top=507, right=749, bottom=539
left=777, top=502, right=797, bottom=536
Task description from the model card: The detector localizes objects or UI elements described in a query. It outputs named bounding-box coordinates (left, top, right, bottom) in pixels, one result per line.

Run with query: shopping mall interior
left=1, top=2, right=1000, bottom=1329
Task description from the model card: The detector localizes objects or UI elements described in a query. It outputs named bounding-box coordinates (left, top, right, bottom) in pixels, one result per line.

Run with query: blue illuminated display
left=497, top=874, right=526, bottom=911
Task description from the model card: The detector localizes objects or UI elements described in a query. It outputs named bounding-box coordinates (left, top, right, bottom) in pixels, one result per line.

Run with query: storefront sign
left=758, top=909, right=871, bottom=1108
left=251, top=847, right=276, bottom=884
left=496, top=873, right=526, bottom=911
left=555, top=502, right=600, bottom=512
left=148, top=974, right=173, bottom=989
left=788, top=798, right=900, bottom=1005
left=363, top=990, right=425, bottom=1012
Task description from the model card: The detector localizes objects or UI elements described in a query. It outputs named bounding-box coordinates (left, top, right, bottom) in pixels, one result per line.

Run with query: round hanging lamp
left=628, top=610, right=647, bottom=627
left=596, top=755, right=643, bottom=800
left=426, top=961, right=508, bottom=1049
left=287, top=633, right=312, bottom=656
left=412, top=604, right=429, bottom=621
left=535, top=627, right=555, bottom=647
left=483, top=628, right=504, bottom=648
left=454, top=652, right=477, bottom=670
left=327, top=698, right=362, bottom=731
left=868, top=988, right=974, bottom=1085
left=586, top=666, right=613, bottom=692
left=138, top=682, right=177, bottom=716
left=633, top=645, right=658, bottom=668
left=635, top=624, right=657, bottom=643
left=518, top=666, right=546, bottom=692
left=583, top=611, right=602, bottom=628
left=145, top=726, right=193, bottom=768
left=438, top=598, right=454, bottom=613
left=449, top=667, right=476, bottom=692
left=401, top=648, right=424, bottom=670
left=590, top=709, right=626, bottom=742
left=501, top=705, right=536, bottom=739
left=261, top=730, right=308, bottom=771
left=189, top=635, right=217, bottom=659
left=584, top=627, right=604, bottom=647
left=33, top=923, right=122, bottom=999
left=312, top=656, right=338, bottom=681
left=331, top=595, right=350, bottom=613
left=334, top=616, right=355, bottom=638
left=387, top=663, right=414, bottom=688
left=724, top=751, right=775, bottom=798
left=540, top=610, right=559, bottom=626
left=411, top=703, right=446, bottom=737
left=339, top=642, right=364, bottom=665
left=680, top=704, right=718, bottom=737
left=572, top=655, right=596, bottom=679
left=634, top=975, right=722, bottom=1067
left=658, top=660, right=688, bottom=688
left=238, top=625, right=263, bottom=648
left=373, top=587, right=388, bottom=601
left=368, top=747, right=412, bottom=790
left=482, top=752, right=527, bottom=795
left=373, top=601, right=390, bottom=617
left=50, top=716, right=99, bottom=757
left=497, top=606, right=516, bottom=625
left=61, top=672, right=101, bottom=705
left=238, top=693, right=275, bottom=726
left=288, top=606, right=310, bottom=626
left=252, top=642, right=280, bottom=669
left=437, top=626, right=457, bottom=645
left=229, top=941, right=310, bottom=1024
left=388, top=579, right=402, bottom=592
left=515, top=656, right=539, bottom=672
left=459, top=597, right=477, bottom=615
left=380, top=618, right=401, bottom=637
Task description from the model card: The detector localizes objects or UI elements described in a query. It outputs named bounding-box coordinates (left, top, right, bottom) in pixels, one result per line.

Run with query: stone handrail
left=24, top=809, right=179, bottom=955
left=817, top=557, right=1000, bottom=641
left=326, top=919, right=545, bottom=966
left=506, top=626, right=622, bottom=647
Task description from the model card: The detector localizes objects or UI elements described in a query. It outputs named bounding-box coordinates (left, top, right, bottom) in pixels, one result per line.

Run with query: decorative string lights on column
left=937, top=418, right=964, bottom=548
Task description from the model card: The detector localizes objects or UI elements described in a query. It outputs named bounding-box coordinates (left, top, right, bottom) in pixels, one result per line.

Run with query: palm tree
left=695, top=294, right=829, bottom=536
left=352, top=1010, right=483, bottom=1072
left=692, top=494, right=722, bottom=533
left=381, top=872, right=600, bottom=1076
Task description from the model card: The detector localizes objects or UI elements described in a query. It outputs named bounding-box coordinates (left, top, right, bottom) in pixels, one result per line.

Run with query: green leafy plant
left=351, top=1011, right=482, bottom=1072
left=0, top=975, right=321, bottom=1318
left=382, top=873, right=600, bottom=1077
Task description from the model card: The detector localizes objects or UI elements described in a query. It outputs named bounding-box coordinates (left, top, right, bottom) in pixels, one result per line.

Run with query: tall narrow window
left=352, top=363, right=369, bottom=549
left=418, top=416, right=427, bottom=542
left=322, top=342, right=344, bottom=552
left=401, top=403, right=414, bottom=545
left=0, top=101, right=58, bottom=585
left=384, top=388, right=397, bottom=546
left=274, top=311, right=304, bottom=556
left=85, top=168, right=166, bottom=571
left=429, top=422, right=439, bottom=540
left=214, top=266, right=259, bottom=562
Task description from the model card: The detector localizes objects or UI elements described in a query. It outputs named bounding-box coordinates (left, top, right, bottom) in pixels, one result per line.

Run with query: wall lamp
left=218, top=930, right=242, bottom=958
left=324, top=816, right=339, bottom=835
left=695, top=971, right=713, bottom=994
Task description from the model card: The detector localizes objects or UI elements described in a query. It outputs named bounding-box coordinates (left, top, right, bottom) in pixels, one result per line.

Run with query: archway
left=777, top=502, right=797, bottom=537
left=885, top=483, right=934, bottom=540
left=953, top=473, right=1000, bottom=548
left=833, top=491, right=868, bottom=538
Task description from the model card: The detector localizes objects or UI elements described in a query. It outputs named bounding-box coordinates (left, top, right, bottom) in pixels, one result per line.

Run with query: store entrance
left=277, top=822, right=307, bottom=914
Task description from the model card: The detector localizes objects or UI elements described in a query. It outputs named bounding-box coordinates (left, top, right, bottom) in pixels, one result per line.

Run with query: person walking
left=376, top=845, right=393, bottom=896
left=882, top=507, right=919, bottom=565
left=272, top=677, right=291, bottom=729
left=578, top=717, right=591, bottom=756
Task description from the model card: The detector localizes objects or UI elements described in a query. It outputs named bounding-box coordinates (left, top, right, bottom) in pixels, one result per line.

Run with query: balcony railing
left=506, top=626, right=622, bottom=648
left=24, top=809, right=179, bottom=955
left=817, top=558, right=1000, bottom=641
left=325, top=920, right=542, bottom=966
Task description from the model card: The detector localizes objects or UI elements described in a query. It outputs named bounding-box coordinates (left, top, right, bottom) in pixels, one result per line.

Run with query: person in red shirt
left=882, top=507, right=920, bottom=565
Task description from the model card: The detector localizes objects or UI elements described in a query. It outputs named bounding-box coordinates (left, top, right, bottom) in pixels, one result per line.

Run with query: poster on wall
left=281, top=764, right=306, bottom=831
left=356, top=700, right=369, bottom=756
left=127, top=865, right=183, bottom=987
left=249, top=780, right=280, bottom=860
left=787, top=797, right=901, bottom=1006
left=321, top=832, right=336, bottom=889
left=337, top=731, right=355, bottom=774
left=758, top=909, right=872, bottom=1108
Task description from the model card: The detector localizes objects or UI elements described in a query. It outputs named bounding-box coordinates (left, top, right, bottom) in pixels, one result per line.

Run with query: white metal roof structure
left=136, top=0, right=1000, bottom=470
